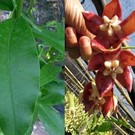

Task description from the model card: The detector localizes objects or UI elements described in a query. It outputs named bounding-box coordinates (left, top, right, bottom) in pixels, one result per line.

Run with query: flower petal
left=92, top=38, right=111, bottom=51
left=83, top=12, right=103, bottom=35
left=120, top=11, right=135, bottom=37
left=118, top=50, right=135, bottom=67
left=102, top=91, right=114, bottom=117
left=92, top=36, right=122, bottom=52
left=96, top=71, right=114, bottom=96
left=82, top=82, right=95, bottom=112
left=83, top=100, right=95, bottom=112
left=117, top=67, right=133, bottom=92
left=83, top=82, right=92, bottom=100
left=103, top=45, right=121, bottom=61
left=88, top=52, right=104, bottom=71
left=103, top=0, right=122, bottom=19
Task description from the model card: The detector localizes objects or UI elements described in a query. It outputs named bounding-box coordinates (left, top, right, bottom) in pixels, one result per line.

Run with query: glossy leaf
left=40, top=81, right=64, bottom=105
left=0, top=0, right=13, bottom=10
left=33, top=21, right=64, bottom=56
left=40, top=63, right=62, bottom=87
left=38, top=105, right=64, bottom=135
left=0, top=18, right=40, bottom=135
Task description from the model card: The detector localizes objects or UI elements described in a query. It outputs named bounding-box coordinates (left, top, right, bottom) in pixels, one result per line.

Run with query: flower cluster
left=82, top=0, right=135, bottom=117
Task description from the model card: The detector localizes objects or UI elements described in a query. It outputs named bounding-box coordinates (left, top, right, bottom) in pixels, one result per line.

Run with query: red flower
left=88, top=47, right=135, bottom=96
left=82, top=82, right=117, bottom=117
left=83, top=0, right=135, bottom=51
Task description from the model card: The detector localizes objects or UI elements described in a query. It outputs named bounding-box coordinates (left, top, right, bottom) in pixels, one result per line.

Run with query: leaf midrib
left=7, top=19, right=16, bottom=134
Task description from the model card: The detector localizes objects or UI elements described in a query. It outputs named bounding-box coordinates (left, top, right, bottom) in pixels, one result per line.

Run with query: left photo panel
left=0, top=0, right=64, bottom=135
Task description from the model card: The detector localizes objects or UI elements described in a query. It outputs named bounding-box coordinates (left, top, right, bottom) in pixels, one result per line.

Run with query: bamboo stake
left=118, top=99, right=135, bottom=123
left=75, top=58, right=95, bottom=82
left=65, top=66, right=84, bottom=90
left=114, top=79, right=134, bottom=109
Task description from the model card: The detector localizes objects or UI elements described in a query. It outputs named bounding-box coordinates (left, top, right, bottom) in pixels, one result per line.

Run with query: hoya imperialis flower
left=82, top=81, right=117, bottom=117
left=83, top=0, right=135, bottom=51
left=88, top=47, right=135, bottom=96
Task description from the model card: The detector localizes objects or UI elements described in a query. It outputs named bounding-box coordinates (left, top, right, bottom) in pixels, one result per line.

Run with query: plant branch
left=16, top=0, right=24, bottom=18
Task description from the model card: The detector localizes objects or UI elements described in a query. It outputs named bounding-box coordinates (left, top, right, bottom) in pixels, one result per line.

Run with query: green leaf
left=33, top=21, right=64, bottom=56
left=96, top=122, right=112, bottom=132
left=40, top=63, right=62, bottom=87
left=40, top=81, right=64, bottom=105
left=25, top=105, right=39, bottom=135
left=39, top=105, right=64, bottom=135
left=0, top=18, right=40, bottom=135
left=0, top=0, right=13, bottom=10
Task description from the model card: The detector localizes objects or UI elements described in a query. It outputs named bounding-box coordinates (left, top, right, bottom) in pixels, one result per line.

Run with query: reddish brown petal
left=84, top=101, right=95, bottom=112
left=119, top=50, right=135, bottom=67
left=88, top=52, right=104, bottom=71
left=82, top=82, right=95, bottom=112
left=104, top=89, right=113, bottom=97
left=92, top=37, right=122, bottom=52
left=120, top=11, right=135, bottom=37
left=103, top=0, right=122, bottom=19
left=117, top=67, right=133, bottom=92
left=96, top=71, right=114, bottom=97
left=83, top=12, right=103, bottom=35
left=103, top=46, right=121, bottom=61
left=92, top=38, right=110, bottom=51
left=102, top=94, right=114, bottom=117
left=83, top=82, right=92, bottom=101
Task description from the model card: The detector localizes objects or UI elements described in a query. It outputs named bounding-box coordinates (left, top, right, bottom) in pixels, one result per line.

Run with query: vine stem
left=16, top=0, right=24, bottom=18
left=122, top=46, right=135, bottom=49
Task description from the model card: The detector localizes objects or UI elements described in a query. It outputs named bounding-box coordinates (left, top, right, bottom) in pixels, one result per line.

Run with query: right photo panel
left=65, top=0, right=135, bottom=134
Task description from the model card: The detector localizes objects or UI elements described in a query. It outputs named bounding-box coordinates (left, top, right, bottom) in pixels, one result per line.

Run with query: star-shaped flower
left=83, top=0, right=135, bottom=51
left=82, top=81, right=117, bottom=117
left=88, top=47, right=135, bottom=96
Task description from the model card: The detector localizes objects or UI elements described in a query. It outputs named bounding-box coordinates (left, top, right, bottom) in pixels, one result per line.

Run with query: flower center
left=103, top=60, right=123, bottom=79
left=88, top=82, right=105, bottom=111
left=99, top=15, right=121, bottom=36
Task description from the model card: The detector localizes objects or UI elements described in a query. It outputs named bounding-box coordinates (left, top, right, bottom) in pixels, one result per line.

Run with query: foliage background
left=0, top=0, right=64, bottom=135
left=65, top=0, right=135, bottom=134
